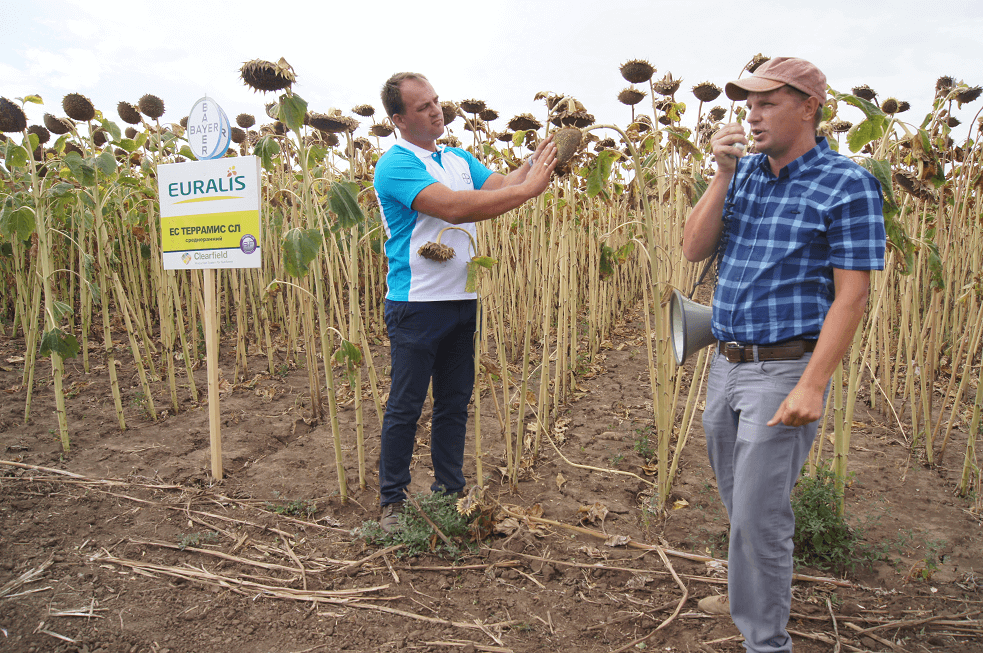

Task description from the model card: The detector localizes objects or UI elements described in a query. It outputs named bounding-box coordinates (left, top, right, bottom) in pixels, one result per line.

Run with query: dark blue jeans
left=379, top=299, right=477, bottom=506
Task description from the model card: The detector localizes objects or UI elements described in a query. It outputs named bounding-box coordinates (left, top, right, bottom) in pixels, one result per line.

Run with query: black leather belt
left=718, top=339, right=817, bottom=363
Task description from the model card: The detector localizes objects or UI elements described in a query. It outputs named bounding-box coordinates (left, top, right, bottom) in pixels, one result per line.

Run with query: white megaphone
left=670, top=289, right=716, bottom=365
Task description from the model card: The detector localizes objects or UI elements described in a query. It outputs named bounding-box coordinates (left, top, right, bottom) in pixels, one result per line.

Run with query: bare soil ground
left=1, top=304, right=982, bottom=653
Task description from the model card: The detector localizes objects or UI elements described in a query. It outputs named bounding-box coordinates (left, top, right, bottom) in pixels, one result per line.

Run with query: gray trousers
left=702, top=351, right=825, bottom=653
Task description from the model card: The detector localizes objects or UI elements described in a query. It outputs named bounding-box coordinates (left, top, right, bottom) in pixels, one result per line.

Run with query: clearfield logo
left=182, top=253, right=192, bottom=265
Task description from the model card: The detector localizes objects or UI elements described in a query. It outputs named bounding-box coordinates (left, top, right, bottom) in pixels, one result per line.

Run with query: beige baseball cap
left=725, top=57, right=827, bottom=102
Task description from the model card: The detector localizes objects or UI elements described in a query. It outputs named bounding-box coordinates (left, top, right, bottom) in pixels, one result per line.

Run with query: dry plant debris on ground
left=1, top=307, right=982, bottom=653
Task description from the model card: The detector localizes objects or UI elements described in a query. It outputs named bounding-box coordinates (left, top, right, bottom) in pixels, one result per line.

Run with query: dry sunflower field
left=0, top=55, right=982, bottom=652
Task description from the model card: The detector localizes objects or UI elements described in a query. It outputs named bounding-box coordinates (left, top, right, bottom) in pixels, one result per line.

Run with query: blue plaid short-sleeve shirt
left=712, top=138, right=886, bottom=344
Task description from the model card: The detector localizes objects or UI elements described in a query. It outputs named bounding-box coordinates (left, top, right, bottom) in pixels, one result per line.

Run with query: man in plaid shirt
left=683, top=57, right=886, bottom=652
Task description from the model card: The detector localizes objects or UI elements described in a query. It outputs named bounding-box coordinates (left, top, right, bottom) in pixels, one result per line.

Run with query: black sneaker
left=380, top=502, right=404, bottom=534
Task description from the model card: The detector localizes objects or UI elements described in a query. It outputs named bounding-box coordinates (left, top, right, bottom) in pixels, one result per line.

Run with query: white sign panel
left=158, top=155, right=262, bottom=269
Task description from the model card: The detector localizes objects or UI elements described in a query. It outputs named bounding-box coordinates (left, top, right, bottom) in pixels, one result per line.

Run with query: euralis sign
left=158, top=155, right=262, bottom=270
left=167, top=175, right=246, bottom=198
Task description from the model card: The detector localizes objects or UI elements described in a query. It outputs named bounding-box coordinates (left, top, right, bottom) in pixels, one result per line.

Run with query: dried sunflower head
left=370, top=121, right=395, bottom=137
left=617, top=87, right=646, bottom=106
left=240, top=57, right=296, bottom=93
left=43, top=113, right=72, bottom=135
left=692, top=82, right=722, bottom=103
left=653, top=72, right=681, bottom=96
left=495, top=130, right=514, bottom=143
left=620, top=59, right=656, bottom=84
left=0, top=98, right=28, bottom=133
left=897, top=100, right=910, bottom=113
left=935, top=75, right=955, bottom=98
left=830, top=118, right=853, bottom=133
left=179, top=116, right=189, bottom=128
left=554, top=127, right=583, bottom=167
left=463, top=117, right=485, bottom=132
left=117, top=101, right=142, bottom=125
left=851, top=85, right=877, bottom=102
left=418, top=241, right=456, bottom=262
left=552, top=110, right=594, bottom=129
left=479, top=108, right=499, bottom=122
left=92, top=129, right=108, bottom=147
left=308, top=112, right=359, bottom=134
left=745, top=54, right=770, bottom=73
left=508, top=113, right=542, bottom=132
left=236, top=113, right=256, bottom=129
left=352, top=104, right=375, bottom=117
left=880, top=98, right=899, bottom=114
left=124, top=126, right=138, bottom=139
left=894, top=169, right=935, bottom=202
left=947, top=116, right=961, bottom=128
left=459, top=99, right=486, bottom=114
left=64, top=141, right=84, bottom=157
left=138, top=94, right=165, bottom=120
left=27, top=124, right=50, bottom=145
left=956, top=85, right=982, bottom=105
left=707, top=106, right=727, bottom=122
left=440, top=101, right=459, bottom=126
left=231, top=127, right=246, bottom=144
left=63, top=93, right=96, bottom=122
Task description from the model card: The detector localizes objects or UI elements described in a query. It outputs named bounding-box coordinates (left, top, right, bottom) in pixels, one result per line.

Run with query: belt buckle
left=722, top=341, right=743, bottom=363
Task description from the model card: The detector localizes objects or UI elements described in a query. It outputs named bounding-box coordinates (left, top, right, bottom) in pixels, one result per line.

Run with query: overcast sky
left=3, top=0, right=982, bottom=147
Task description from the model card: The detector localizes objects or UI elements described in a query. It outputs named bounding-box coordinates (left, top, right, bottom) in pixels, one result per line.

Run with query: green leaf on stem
left=333, top=339, right=363, bottom=385
left=100, top=118, right=121, bottom=143
left=22, top=95, right=43, bottom=105
left=465, top=260, right=478, bottom=293
left=278, top=93, right=308, bottom=134
left=586, top=150, right=618, bottom=198
left=47, top=182, right=75, bottom=199
left=328, top=180, right=364, bottom=229
left=666, top=127, right=702, bottom=161
left=5, top=144, right=30, bottom=168
left=927, top=241, right=944, bottom=290
left=832, top=91, right=885, bottom=121
left=95, top=150, right=117, bottom=176
left=512, top=130, right=527, bottom=147
left=64, top=152, right=96, bottom=186
left=282, top=227, right=322, bottom=278
left=882, top=202, right=913, bottom=275
left=860, top=158, right=896, bottom=206
left=846, top=115, right=888, bottom=153
left=254, top=135, right=280, bottom=172
left=471, top=256, right=497, bottom=269
left=52, top=300, right=74, bottom=322
left=39, top=328, right=81, bottom=360
left=0, top=205, right=36, bottom=240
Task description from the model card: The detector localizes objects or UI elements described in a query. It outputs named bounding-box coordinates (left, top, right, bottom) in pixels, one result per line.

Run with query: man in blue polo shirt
left=374, top=72, right=557, bottom=533
left=683, top=58, right=886, bottom=652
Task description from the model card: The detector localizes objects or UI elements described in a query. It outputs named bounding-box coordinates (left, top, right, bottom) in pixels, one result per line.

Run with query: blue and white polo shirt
left=374, top=139, right=494, bottom=301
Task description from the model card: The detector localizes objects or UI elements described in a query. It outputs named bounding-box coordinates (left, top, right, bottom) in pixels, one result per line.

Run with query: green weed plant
left=357, top=490, right=476, bottom=559
left=792, top=464, right=872, bottom=572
